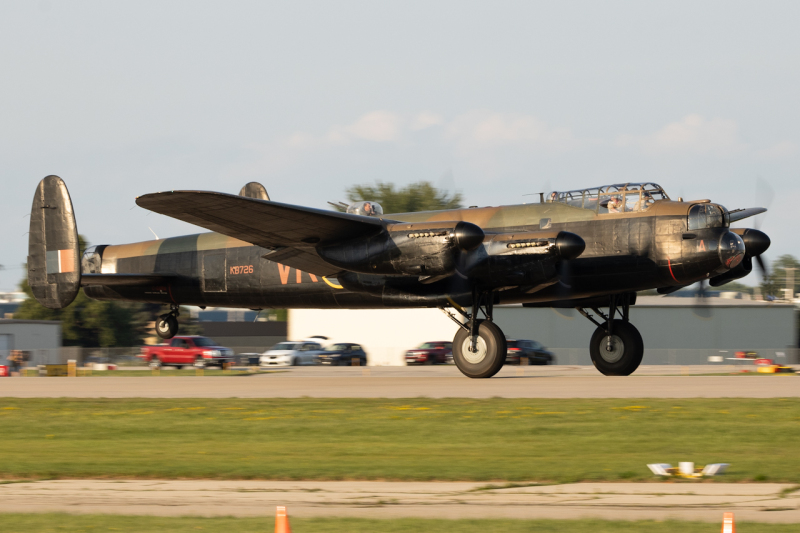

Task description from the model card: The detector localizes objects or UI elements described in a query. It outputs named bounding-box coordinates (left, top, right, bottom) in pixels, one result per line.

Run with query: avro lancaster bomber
left=28, top=176, right=770, bottom=378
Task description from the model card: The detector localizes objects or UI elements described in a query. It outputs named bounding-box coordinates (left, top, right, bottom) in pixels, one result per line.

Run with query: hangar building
left=0, top=319, right=63, bottom=365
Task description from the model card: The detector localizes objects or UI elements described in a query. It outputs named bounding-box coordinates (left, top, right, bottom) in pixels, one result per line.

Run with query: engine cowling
left=317, top=221, right=485, bottom=277
left=457, top=230, right=585, bottom=286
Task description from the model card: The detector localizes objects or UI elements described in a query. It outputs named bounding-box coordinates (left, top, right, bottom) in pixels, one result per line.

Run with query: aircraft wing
left=136, top=191, right=388, bottom=276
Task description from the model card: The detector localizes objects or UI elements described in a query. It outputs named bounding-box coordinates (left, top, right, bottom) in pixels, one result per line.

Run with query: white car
left=259, top=341, right=323, bottom=367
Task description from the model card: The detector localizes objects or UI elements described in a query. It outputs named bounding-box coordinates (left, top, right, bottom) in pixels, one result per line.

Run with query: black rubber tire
left=155, top=314, right=178, bottom=339
left=175, top=365, right=183, bottom=370
left=452, top=320, right=507, bottom=379
left=589, top=320, right=644, bottom=376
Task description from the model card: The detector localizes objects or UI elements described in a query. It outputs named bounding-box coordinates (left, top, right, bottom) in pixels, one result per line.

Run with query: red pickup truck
left=140, top=336, right=235, bottom=369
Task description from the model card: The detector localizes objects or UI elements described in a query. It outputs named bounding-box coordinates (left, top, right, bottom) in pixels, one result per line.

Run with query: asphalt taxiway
left=2, top=365, right=797, bottom=398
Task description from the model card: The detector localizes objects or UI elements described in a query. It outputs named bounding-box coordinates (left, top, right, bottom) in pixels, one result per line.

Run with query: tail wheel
left=452, top=320, right=507, bottom=379
left=590, top=320, right=643, bottom=376
left=194, top=356, right=206, bottom=368
left=149, top=356, right=162, bottom=369
left=155, top=314, right=178, bottom=339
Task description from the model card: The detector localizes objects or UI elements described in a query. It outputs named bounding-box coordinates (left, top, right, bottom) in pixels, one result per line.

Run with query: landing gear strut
left=441, top=288, right=507, bottom=379
left=155, top=305, right=180, bottom=340
left=577, top=293, right=643, bottom=376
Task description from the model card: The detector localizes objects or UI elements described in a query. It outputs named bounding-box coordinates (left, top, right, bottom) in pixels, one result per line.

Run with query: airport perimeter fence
left=550, top=347, right=800, bottom=366
left=0, top=347, right=146, bottom=367
left=1, top=346, right=798, bottom=369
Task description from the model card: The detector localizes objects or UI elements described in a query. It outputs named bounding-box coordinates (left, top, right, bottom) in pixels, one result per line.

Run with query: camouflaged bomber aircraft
left=28, top=175, right=770, bottom=379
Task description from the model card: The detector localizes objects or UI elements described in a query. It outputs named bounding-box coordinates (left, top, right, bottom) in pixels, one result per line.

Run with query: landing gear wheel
left=194, top=356, right=205, bottom=368
left=149, top=357, right=162, bottom=369
left=452, top=320, right=507, bottom=379
left=155, top=314, right=179, bottom=339
left=589, top=320, right=643, bottom=376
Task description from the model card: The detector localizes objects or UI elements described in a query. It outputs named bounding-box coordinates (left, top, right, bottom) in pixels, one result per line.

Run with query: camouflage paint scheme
left=81, top=194, right=750, bottom=311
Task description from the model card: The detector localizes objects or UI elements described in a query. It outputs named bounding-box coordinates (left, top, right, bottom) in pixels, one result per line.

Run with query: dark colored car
left=505, top=339, right=555, bottom=365
left=405, top=342, right=453, bottom=365
left=317, top=343, right=368, bottom=366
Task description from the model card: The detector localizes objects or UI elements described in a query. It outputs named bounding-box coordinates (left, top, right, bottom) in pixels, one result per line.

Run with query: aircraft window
left=539, top=218, right=552, bottom=229
left=605, top=195, right=624, bottom=213
left=688, top=204, right=725, bottom=230
left=624, top=193, right=638, bottom=212
left=549, top=183, right=669, bottom=213
left=81, top=245, right=105, bottom=274
left=346, top=201, right=384, bottom=217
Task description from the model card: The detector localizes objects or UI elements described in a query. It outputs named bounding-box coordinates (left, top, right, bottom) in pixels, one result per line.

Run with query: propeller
left=752, top=177, right=773, bottom=284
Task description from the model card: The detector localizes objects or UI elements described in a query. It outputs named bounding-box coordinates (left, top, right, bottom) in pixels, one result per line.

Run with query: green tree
left=338, top=181, right=463, bottom=214
left=761, top=255, right=800, bottom=299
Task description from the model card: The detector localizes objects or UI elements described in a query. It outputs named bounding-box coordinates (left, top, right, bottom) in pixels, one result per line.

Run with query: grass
left=1, top=398, right=799, bottom=482
left=1, top=514, right=797, bottom=533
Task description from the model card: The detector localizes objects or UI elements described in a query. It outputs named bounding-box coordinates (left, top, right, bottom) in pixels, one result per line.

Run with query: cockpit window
left=547, top=183, right=668, bottom=214
left=346, top=201, right=384, bottom=217
left=688, top=204, right=726, bottom=230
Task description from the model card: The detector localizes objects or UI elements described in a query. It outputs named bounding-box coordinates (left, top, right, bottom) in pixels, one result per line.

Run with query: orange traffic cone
left=275, top=505, right=291, bottom=533
left=721, top=512, right=735, bottom=533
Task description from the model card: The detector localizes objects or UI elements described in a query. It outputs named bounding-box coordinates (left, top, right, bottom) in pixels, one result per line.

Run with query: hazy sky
left=2, top=1, right=798, bottom=291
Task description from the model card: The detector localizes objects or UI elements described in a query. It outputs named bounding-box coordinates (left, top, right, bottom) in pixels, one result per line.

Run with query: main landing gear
left=577, top=293, right=643, bottom=376
left=155, top=305, right=180, bottom=340
left=441, top=288, right=507, bottom=379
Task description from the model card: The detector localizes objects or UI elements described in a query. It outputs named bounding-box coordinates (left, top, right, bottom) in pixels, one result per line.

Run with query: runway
left=2, top=365, right=798, bottom=398
left=2, top=479, right=798, bottom=523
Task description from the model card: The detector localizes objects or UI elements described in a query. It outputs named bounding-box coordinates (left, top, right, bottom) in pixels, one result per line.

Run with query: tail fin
left=27, top=175, right=81, bottom=309
left=239, top=181, right=270, bottom=201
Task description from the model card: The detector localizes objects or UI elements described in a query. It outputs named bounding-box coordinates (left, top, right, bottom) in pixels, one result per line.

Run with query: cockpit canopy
left=546, top=183, right=669, bottom=214
left=346, top=201, right=384, bottom=217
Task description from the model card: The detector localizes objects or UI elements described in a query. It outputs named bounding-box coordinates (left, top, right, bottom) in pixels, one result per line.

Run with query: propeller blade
left=755, top=254, right=769, bottom=282
left=728, top=207, right=767, bottom=223
left=754, top=176, right=774, bottom=231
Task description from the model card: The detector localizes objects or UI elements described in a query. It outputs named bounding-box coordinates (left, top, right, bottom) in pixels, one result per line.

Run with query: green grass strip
left=1, top=398, right=798, bottom=482
left=1, top=514, right=797, bottom=533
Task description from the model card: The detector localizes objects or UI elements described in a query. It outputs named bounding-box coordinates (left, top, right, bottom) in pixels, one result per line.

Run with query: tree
left=337, top=181, right=463, bottom=214
left=761, top=255, right=800, bottom=300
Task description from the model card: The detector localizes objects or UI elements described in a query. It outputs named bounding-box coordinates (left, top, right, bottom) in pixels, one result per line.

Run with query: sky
left=1, top=0, right=798, bottom=291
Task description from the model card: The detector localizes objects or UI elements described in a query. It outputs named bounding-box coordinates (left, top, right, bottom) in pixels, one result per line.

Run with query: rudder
left=28, top=175, right=81, bottom=309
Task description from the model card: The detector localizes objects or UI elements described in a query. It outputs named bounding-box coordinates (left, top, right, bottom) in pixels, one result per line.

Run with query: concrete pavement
left=2, top=479, right=798, bottom=522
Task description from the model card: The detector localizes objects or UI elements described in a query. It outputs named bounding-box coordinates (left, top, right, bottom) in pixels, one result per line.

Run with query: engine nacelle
left=317, top=221, right=485, bottom=277
left=458, top=230, right=585, bottom=287
left=710, top=256, right=753, bottom=287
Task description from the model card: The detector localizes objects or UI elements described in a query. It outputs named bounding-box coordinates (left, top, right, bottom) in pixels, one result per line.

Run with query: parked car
left=405, top=342, right=452, bottom=365
left=505, top=339, right=555, bottom=365
left=259, top=340, right=324, bottom=367
left=317, top=343, right=368, bottom=366
left=139, top=336, right=235, bottom=369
